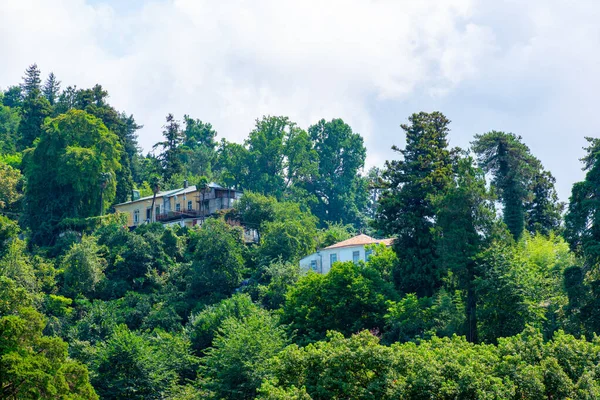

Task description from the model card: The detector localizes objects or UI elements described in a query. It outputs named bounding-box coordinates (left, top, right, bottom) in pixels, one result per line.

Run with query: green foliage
left=384, top=290, right=465, bottom=343
left=23, top=109, right=122, bottom=246
left=89, top=325, right=179, bottom=400
left=472, top=131, right=562, bottom=240
left=254, top=259, right=302, bottom=310
left=304, top=118, right=367, bottom=227
left=61, top=235, right=106, bottom=298
left=0, top=160, right=22, bottom=211
left=0, top=277, right=98, bottom=399
left=376, top=111, right=453, bottom=296
left=316, top=221, right=355, bottom=248
left=187, top=293, right=260, bottom=355
left=200, top=310, right=288, bottom=400
left=264, top=328, right=600, bottom=400
left=282, top=261, right=398, bottom=344
left=257, top=201, right=318, bottom=265
left=186, top=218, right=246, bottom=301
left=0, top=103, right=20, bottom=154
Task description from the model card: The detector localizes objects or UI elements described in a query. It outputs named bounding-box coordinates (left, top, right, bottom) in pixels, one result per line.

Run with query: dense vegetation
left=1, top=64, right=600, bottom=399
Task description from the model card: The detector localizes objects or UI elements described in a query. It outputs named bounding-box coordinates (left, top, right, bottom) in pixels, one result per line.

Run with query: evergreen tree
left=525, top=170, right=563, bottom=235
left=376, top=111, right=453, bottom=296
left=472, top=131, right=562, bottom=240
left=565, top=137, right=600, bottom=266
left=153, top=114, right=184, bottom=181
left=42, top=72, right=61, bottom=106
left=17, top=64, right=51, bottom=150
left=434, top=153, right=496, bottom=342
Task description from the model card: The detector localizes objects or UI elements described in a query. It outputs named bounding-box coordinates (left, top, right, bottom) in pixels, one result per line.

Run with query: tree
left=472, top=131, right=561, bottom=240
left=154, top=114, right=184, bottom=181
left=564, top=137, right=600, bottom=336
left=234, top=191, right=277, bottom=240
left=375, top=111, right=453, bottom=296
left=434, top=153, right=496, bottom=342
left=0, top=276, right=98, bottom=399
left=90, top=325, right=178, bottom=400
left=186, top=218, right=246, bottom=301
left=565, top=137, right=600, bottom=265
left=282, top=261, right=397, bottom=344
left=0, top=103, right=20, bottom=154
left=0, top=161, right=22, bottom=211
left=200, top=310, right=288, bottom=400
left=305, top=118, right=367, bottom=227
left=17, top=64, right=51, bottom=150
left=61, top=236, right=106, bottom=298
left=186, top=293, right=260, bottom=355
left=42, top=72, right=61, bottom=106
left=149, top=175, right=161, bottom=223
left=23, top=109, right=122, bottom=246
left=525, top=170, right=564, bottom=235
left=257, top=201, right=318, bottom=265
left=180, top=115, right=218, bottom=178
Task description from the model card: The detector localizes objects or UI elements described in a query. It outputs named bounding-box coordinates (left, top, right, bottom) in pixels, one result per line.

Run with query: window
left=155, top=206, right=160, bottom=217
left=352, top=251, right=360, bottom=264
left=330, top=253, right=337, bottom=265
left=187, top=200, right=193, bottom=211
left=146, top=208, right=151, bottom=220
left=310, top=260, right=318, bottom=271
left=133, top=209, right=140, bottom=224
left=176, top=203, right=181, bottom=212
left=365, top=249, right=373, bottom=261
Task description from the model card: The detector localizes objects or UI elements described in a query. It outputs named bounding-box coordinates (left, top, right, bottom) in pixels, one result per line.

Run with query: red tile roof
left=323, top=234, right=394, bottom=250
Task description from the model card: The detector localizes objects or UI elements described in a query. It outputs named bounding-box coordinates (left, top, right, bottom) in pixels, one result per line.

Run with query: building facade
left=114, top=182, right=242, bottom=229
left=299, top=234, right=394, bottom=274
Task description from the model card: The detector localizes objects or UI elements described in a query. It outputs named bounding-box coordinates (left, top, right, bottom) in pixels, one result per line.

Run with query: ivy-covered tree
left=472, top=131, right=562, bottom=240
left=376, top=111, right=453, bottom=296
left=23, top=110, right=122, bottom=246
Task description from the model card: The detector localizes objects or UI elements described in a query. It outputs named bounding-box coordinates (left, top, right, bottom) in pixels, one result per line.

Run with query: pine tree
left=17, top=64, right=51, bottom=150
left=20, top=63, right=42, bottom=97
left=376, top=111, right=453, bottom=296
left=42, top=72, right=61, bottom=105
left=153, top=114, right=184, bottom=180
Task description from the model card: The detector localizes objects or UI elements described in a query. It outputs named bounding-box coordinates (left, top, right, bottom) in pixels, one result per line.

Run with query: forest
left=1, top=64, right=600, bottom=399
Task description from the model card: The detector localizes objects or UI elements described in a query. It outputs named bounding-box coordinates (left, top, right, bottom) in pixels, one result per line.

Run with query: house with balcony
left=299, top=234, right=394, bottom=274
left=114, top=182, right=243, bottom=229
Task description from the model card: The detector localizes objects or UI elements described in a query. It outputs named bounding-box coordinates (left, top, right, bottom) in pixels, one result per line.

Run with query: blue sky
left=2, top=0, right=599, bottom=201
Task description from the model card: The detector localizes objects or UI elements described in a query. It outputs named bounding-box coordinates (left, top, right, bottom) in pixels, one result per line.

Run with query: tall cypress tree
left=472, top=131, right=561, bottom=240
left=376, top=111, right=453, bottom=296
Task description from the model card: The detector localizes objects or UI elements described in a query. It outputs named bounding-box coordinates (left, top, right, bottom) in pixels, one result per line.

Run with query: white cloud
left=1, top=0, right=599, bottom=200
left=0, top=0, right=490, bottom=146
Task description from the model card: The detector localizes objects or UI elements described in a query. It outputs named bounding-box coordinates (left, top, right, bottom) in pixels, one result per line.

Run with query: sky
left=1, top=0, right=599, bottom=201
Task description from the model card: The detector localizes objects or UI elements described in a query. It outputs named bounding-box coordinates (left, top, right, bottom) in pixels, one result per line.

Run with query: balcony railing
left=155, top=209, right=208, bottom=222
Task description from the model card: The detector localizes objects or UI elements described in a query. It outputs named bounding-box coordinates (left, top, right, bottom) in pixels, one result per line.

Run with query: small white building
left=300, top=234, right=394, bottom=274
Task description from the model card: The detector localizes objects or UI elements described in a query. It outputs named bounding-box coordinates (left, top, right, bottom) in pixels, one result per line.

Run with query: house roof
left=323, top=234, right=394, bottom=250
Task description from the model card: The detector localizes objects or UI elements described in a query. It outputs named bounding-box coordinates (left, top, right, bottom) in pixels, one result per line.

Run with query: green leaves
left=23, top=109, right=122, bottom=246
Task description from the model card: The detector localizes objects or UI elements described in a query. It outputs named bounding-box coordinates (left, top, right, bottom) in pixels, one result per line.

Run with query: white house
left=299, top=234, right=394, bottom=274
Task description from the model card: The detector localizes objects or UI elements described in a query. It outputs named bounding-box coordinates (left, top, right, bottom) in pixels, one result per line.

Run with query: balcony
left=155, top=209, right=208, bottom=222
